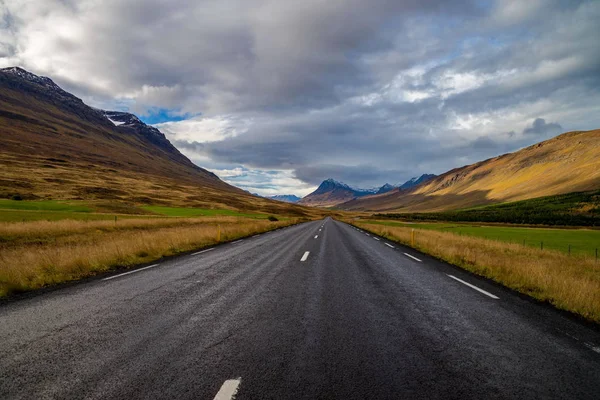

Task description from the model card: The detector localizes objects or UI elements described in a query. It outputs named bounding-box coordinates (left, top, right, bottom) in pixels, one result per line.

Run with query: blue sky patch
left=139, top=108, right=198, bottom=125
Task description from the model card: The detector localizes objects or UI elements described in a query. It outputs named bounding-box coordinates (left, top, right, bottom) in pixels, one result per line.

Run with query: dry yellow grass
left=0, top=217, right=300, bottom=297
left=355, top=221, right=600, bottom=323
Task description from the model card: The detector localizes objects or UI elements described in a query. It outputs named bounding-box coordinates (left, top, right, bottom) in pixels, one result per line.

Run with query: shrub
left=268, top=215, right=279, bottom=221
left=11, top=195, right=23, bottom=201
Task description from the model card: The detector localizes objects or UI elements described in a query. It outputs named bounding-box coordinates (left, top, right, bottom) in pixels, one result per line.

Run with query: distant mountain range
left=298, top=175, right=437, bottom=207
left=269, top=194, right=302, bottom=203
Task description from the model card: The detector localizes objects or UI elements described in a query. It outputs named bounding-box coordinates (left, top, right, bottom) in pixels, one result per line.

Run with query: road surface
left=1, top=218, right=599, bottom=399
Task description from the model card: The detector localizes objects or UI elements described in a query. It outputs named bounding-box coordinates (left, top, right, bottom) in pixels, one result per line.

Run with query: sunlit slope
left=341, top=129, right=600, bottom=212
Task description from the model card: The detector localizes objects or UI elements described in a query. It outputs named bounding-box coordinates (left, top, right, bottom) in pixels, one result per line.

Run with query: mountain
left=374, top=175, right=437, bottom=195
left=398, top=174, right=437, bottom=190
left=340, top=129, right=600, bottom=212
left=0, top=67, right=312, bottom=216
left=376, top=183, right=396, bottom=195
left=298, top=179, right=378, bottom=207
left=269, top=194, right=301, bottom=203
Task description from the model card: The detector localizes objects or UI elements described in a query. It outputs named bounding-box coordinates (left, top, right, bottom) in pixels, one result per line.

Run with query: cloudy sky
left=1, top=0, right=599, bottom=196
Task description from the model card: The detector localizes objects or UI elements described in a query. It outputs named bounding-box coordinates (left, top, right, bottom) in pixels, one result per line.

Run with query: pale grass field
left=0, top=217, right=300, bottom=296
left=355, top=222, right=600, bottom=323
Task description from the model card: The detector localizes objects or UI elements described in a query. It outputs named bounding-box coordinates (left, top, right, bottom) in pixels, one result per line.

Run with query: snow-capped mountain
left=299, top=178, right=378, bottom=207
left=398, top=174, right=437, bottom=190
left=299, top=175, right=437, bottom=207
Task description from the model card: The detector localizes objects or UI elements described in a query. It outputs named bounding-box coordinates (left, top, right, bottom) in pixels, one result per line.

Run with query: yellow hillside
left=342, top=129, right=600, bottom=212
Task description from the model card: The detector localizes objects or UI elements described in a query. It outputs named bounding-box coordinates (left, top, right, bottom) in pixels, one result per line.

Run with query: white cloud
left=157, top=115, right=248, bottom=143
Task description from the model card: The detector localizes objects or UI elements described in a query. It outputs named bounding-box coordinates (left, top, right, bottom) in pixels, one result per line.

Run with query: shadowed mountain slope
left=0, top=67, right=315, bottom=216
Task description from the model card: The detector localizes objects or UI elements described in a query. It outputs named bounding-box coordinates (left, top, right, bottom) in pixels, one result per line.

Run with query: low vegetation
left=362, top=220, right=600, bottom=257
left=376, top=190, right=600, bottom=226
left=142, top=205, right=270, bottom=219
left=0, top=215, right=303, bottom=297
left=354, top=221, right=600, bottom=323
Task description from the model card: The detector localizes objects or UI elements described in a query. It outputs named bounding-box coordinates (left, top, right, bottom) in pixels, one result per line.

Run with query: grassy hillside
left=0, top=68, right=326, bottom=219
left=375, top=190, right=600, bottom=226
left=341, top=129, right=600, bottom=212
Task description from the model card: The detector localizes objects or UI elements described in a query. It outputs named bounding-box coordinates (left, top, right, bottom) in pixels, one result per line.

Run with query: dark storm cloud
left=523, top=118, right=563, bottom=136
left=2, top=0, right=600, bottom=192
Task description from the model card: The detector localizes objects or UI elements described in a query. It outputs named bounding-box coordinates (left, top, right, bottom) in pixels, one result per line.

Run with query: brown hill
left=0, top=67, right=315, bottom=217
left=340, top=129, right=600, bottom=212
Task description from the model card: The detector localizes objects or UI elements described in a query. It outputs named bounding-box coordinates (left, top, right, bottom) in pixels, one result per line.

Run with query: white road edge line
left=365, top=233, right=370, bottom=236
left=103, top=264, right=159, bottom=281
left=192, top=248, right=215, bottom=255
left=213, top=378, right=242, bottom=400
left=252, top=234, right=260, bottom=238
left=447, top=275, right=499, bottom=299
left=385, top=243, right=394, bottom=248
left=301, top=251, right=310, bottom=262
left=373, top=237, right=380, bottom=241
left=232, top=239, right=243, bottom=244
left=584, top=343, right=600, bottom=354
left=403, top=252, right=422, bottom=262
left=314, top=235, right=318, bottom=239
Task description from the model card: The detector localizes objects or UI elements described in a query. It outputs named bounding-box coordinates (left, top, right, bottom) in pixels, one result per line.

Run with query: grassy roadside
left=352, top=220, right=600, bottom=323
left=362, top=219, right=600, bottom=257
left=0, top=216, right=304, bottom=297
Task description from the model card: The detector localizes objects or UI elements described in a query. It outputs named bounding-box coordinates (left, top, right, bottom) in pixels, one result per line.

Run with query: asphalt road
left=1, top=218, right=599, bottom=399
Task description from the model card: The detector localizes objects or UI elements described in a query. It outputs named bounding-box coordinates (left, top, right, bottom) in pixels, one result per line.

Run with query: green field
left=142, top=205, right=269, bottom=219
left=0, top=200, right=272, bottom=222
left=0, top=199, right=92, bottom=213
left=0, top=199, right=101, bottom=222
left=363, top=220, right=600, bottom=257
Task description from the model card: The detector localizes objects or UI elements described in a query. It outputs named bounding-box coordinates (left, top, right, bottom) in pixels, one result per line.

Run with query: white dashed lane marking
left=213, top=378, right=241, bottom=400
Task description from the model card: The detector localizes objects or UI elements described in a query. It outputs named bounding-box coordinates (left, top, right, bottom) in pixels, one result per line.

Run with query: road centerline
left=213, top=378, right=241, bottom=400
left=300, top=251, right=310, bottom=262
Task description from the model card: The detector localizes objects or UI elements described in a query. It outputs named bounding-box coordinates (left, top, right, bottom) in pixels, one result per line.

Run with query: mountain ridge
left=339, top=129, right=600, bottom=212
left=298, top=175, right=436, bottom=207
left=269, top=194, right=302, bottom=203
left=0, top=67, right=314, bottom=216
